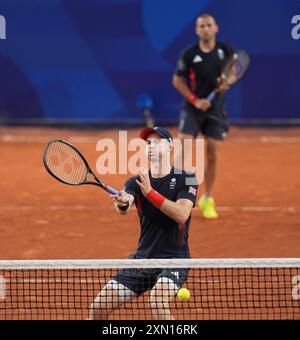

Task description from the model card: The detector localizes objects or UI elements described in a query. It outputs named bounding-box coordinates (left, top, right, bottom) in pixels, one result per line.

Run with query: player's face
left=145, top=133, right=171, bottom=162
left=195, top=16, right=218, bottom=41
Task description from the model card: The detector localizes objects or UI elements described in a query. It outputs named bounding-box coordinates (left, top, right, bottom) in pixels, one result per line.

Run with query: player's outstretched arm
left=172, top=75, right=193, bottom=100
left=159, top=198, right=193, bottom=224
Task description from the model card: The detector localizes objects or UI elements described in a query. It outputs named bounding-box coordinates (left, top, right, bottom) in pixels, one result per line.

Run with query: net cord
left=0, top=258, right=299, bottom=270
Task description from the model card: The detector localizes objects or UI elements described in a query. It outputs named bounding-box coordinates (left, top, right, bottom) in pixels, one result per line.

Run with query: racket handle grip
left=105, top=186, right=120, bottom=195
left=206, top=91, right=216, bottom=101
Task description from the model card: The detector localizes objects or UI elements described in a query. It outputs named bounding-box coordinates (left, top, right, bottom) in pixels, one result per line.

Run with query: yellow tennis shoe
left=198, top=195, right=218, bottom=219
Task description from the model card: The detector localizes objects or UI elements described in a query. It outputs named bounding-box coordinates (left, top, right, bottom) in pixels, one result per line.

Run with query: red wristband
left=188, top=94, right=197, bottom=105
left=146, top=189, right=166, bottom=208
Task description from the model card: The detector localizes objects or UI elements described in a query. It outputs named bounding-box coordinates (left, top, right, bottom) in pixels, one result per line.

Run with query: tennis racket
left=43, top=139, right=120, bottom=195
left=207, top=49, right=250, bottom=101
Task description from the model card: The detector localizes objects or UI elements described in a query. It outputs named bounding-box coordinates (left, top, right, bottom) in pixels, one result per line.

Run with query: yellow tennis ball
left=177, top=288, right=190, bottom=301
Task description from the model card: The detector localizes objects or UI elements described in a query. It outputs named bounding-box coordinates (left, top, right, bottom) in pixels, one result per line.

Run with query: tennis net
left=0, top=258, right=299, bottom=320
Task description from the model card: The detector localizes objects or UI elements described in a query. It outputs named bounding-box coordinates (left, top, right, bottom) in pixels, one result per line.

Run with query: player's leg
left=175, top=108, right=200, bottom=170
left=199, top=118, right=228, bottom=219
left=89, top=283, right=122, bottom=320
left=205, top=136, right=221, bottom=197
left=149, top=269, right=189, bottom=320
left=89, top=280, right=137, bottom=320
left=149, top=279, right=177, bottom=320
left=89, top=269, right=139, bottom=320
left=198, top=137, right=220, bottom=218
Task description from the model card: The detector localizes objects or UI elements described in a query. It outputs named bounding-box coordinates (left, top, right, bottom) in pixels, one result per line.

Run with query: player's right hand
left=194, top=98, right=211, bottom=111
left=216, top=74, right=230, bottom=92
left=110, top=190, right=129, bottom=206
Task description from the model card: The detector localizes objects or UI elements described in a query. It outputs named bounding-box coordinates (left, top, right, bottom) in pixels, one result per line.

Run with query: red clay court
left=0, top=126, right=299, bottom=260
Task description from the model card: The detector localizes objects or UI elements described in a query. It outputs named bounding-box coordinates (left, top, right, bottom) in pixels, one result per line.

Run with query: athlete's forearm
left=145, top=189, right=191, bottom=223
left=159, top=199, right=191, bottom=224
left=172, top=75, right=195, bottom=101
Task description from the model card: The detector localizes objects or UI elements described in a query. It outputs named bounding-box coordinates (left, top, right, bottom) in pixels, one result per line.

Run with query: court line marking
left=229, top=136, right=300, bottom=143
left=1, top=135, right=300, bottom=143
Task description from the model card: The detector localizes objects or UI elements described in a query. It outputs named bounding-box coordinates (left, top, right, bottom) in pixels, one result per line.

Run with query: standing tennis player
left=89, top=127, right=198, bottom=320
left=173, top=13, right=234, bottom=219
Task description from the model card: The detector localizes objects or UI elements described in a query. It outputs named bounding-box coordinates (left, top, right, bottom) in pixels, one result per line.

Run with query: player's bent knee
left=149, top=298, right=169, bottom=319
left=149, top=293, right=165, bottom=308
left=89, top=283, right=128, bottom=320
left=149, top=280, right=177, bottom=307
left=206, top=150, right=218, bottom=163
left=89, top=295, right=115, bottom=320
left=89, top=302, right=111, bottom=320
left=149, top=288, right=176, bottom=320
left=206, top=138, right=220, bottom=150
left=206, top=142, right=220, bottom=163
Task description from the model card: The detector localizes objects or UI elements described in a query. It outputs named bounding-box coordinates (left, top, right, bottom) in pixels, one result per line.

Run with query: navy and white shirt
left=175, top=41, right=234, bottom=113
left=124, top=168, right=198, bottom=259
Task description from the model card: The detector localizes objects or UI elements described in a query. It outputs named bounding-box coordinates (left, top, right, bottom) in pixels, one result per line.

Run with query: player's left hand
left=136, top=167, right=152, bottom=196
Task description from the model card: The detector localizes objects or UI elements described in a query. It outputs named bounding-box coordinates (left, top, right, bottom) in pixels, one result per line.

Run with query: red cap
left=140, top=127, right=173, bottom=142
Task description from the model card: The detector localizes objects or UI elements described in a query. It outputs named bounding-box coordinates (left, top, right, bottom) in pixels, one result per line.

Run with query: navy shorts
left=111, top=267, right=189, bottom=296
left=179, top=106, right=229, bottom=141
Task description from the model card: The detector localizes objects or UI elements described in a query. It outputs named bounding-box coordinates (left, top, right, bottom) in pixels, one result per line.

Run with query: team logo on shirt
left=217, top=49, right=225, bottom=60
left=188, top=186, right=197, bottom=196
left=169, top=178, right=176, bottom=190
left=193, top=55, right=203, bottom=63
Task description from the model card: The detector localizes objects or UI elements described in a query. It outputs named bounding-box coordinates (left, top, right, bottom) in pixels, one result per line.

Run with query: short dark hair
left=196, top=13, right=217, bottom=24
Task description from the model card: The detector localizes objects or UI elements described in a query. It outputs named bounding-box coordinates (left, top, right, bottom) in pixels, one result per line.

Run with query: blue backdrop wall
left=0, top=0, right=299, bottom=124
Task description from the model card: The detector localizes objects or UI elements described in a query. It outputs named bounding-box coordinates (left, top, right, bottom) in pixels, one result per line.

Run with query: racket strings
left=224, top=52, right=249, bottom=82
left=45, top=142, right=87, bottom=185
